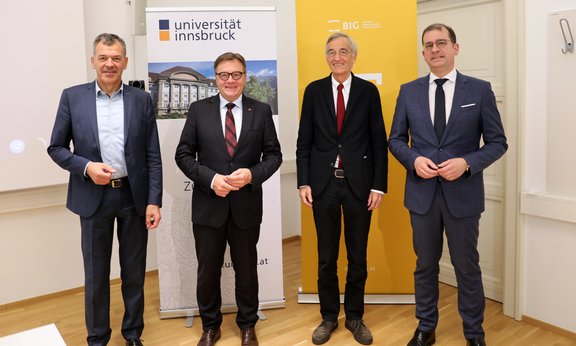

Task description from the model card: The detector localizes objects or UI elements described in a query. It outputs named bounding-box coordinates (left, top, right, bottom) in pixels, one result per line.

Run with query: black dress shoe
left=407, top=329, right=435, bottom=346
left=125, top=339, right=143, bottom=346
left=466, top=336, right=486, bottom=346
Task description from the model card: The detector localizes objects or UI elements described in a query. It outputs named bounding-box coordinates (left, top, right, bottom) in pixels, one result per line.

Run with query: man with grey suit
left=388, top=24, right=507, bottom=346
left=48, top=33, right=162, bottom=346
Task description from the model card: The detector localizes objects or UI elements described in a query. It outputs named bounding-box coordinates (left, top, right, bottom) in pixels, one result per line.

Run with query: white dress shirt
left=428, top=68, right=457, bottom=126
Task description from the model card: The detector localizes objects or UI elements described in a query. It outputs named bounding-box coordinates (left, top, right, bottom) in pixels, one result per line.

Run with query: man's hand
left=145, top=204, right=161, bottom=230
left=212, top=174, right=239, bottom=197
left=299, top=185, right=313, bottom=207
left=414, top=156, right=440, bottom=179
left=367, top=191, right=382, bottom=211
left=227, top=168, right=252, bottom=189
left=86, top=162, right=116, bottom=185
left=437, top=158, right=468, bottom=181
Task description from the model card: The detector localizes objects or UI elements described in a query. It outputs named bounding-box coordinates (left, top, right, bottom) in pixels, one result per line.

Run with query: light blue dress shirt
left=95, top=82, right=127, bottom=179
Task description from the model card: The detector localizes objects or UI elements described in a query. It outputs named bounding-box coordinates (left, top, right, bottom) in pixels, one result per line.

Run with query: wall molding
left=0, top=184, right=67, bottom=215
left=280, top=158, right=296, bottom=174
left=439, top=262, right=503, bottom=302
left=0, top=163, right=299, bottom=215
left=521, top=192, right=576, bottom=224
left=522, top=315, right=576, bottom=341
left=418, top=0, right=500, bottom=13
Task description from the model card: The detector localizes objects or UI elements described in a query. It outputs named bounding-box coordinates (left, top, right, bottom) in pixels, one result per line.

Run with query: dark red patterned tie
left=225, top=103, right=237, bottom=156
left=336, top=84, right=345, bottom=168
left=336, top=83, right=345, bottom=135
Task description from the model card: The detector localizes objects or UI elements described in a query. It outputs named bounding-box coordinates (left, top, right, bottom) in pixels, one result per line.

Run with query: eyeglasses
left=327, top=48, right=351, bottom=58
left=216, top=71, right=244, bottom=81
left=423, top=39, right=452, bottom=50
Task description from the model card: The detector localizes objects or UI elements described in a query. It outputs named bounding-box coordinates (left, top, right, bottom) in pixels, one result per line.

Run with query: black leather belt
left=107, top=177, right=128, bottom=189
left=334, top=169, right=345, bottom=179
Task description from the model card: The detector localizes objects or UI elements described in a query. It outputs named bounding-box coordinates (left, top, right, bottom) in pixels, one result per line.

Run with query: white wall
left=522, top=0, right=576, bottom=333
left=0, top=0, right=300, bottom=305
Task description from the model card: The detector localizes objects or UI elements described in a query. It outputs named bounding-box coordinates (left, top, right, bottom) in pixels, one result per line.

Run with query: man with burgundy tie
left=296, top=32, right=388, bottom=345
left=388, top=24, right=507, bottom=346
left=175, top=52, right=282, bottom=346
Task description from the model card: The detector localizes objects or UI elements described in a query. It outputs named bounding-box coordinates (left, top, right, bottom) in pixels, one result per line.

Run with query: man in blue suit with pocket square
left=388, top=23, right=507, bottom=346
left=48, top=33, right=162, bottom=346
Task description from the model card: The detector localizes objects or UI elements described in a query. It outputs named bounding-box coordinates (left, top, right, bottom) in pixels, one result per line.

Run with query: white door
left=417, top=0, right=507, bottom=302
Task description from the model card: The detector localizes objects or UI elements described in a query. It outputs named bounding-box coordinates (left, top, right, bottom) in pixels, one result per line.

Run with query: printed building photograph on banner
left=148, top=60, right=278, bottom=119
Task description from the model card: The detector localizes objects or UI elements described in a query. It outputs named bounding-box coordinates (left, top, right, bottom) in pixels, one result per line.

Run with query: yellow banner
left=296, top=1, right=417, bottom=294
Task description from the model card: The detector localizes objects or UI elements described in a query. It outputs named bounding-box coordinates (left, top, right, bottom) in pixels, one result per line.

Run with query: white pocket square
left=461, top=103, right=476, bottom=108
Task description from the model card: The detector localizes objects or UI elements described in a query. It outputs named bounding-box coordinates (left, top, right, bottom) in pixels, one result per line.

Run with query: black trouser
left=193, top=214, right=260, bottom=331
left=312, top=176, right=372, bottom=321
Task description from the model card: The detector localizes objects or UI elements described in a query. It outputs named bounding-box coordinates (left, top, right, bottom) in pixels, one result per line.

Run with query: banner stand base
left=298, top=287, right=415, bottom=304
left=159, top=299, right=286, bottom=320
left=185, top=316, right=193, bottom=328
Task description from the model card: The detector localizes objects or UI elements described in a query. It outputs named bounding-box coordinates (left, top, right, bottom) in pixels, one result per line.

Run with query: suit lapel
left=209, top=96, right=229, bottom=157
left=321, top=76, right=337, bottom=131
left=235, top=95, right=254, bottom=156
left=86, top=82, right=101, bottom=152
left=443, top=72, right=468, bottom=142
left=418, top=75, right=436, bottom=140
left=122, top=84, right=132, bottom=144
left=344, top=75, right=362, bottom=131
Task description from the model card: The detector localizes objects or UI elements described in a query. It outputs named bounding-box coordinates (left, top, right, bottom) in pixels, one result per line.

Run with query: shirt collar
left=331, top=73, right=352, bottom=90
left=95, top=80, right=123, bottom=97
left=219, top=94, right=243, bottom=109
left=429, top=69, right=457, bottom=85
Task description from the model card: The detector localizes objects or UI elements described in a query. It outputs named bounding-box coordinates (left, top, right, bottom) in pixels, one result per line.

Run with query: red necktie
left=336, top=83, right=345, bottom=168
left=336, top=83, right=345, bottom=135
left=225, top=103, right=237, bottom=156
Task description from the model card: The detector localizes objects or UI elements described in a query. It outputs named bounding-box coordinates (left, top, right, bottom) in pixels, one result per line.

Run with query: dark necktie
left=434, top=78, right=448, bottom=141
left=336, top=83, right=345, bottom=168
left=225, top=103, right=237, bottom=156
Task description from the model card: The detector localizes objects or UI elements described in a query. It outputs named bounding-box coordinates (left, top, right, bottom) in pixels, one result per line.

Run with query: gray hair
left=93, top=33, right=127, bottom=56
left=325, top=32, right=358, bottom=57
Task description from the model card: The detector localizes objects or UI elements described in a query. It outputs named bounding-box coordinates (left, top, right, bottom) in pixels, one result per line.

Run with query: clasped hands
left=213, top=168, right=252, bottom=197
left=414, top=156, right=468, bottom=181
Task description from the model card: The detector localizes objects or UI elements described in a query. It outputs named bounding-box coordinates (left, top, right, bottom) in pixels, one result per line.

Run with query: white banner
left=146, top=7, right=284, bottom=318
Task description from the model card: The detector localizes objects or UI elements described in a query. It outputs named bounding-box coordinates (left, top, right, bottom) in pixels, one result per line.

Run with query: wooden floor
left=1, top=238, right=575, bottom=346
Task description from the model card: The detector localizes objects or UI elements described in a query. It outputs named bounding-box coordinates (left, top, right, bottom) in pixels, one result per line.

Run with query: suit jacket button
left=338, top=144, right=342, bottom=148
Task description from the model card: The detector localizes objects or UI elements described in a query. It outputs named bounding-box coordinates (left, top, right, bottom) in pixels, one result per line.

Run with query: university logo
left=159, top=19, right=170, bottom=41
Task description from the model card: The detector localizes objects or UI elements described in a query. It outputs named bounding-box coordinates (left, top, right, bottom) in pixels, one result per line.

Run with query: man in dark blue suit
left=48, top=33, right=162, bottom=346
left=389, top=24, right=507, bottom=346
